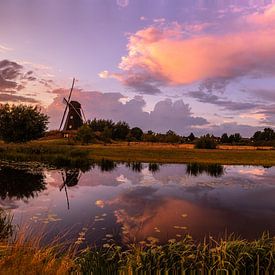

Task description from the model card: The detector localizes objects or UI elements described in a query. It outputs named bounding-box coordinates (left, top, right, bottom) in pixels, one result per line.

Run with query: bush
left=195, top=135, right=217, bottom=149
left=0, top=104, right=48, bottom=143
left=76, top=124, right=95, bottom=144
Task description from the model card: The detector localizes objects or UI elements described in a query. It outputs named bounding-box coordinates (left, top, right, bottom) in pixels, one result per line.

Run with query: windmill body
left=63, top=100, right=83, bottom=131
left=59, top=78, right=86, bottom=132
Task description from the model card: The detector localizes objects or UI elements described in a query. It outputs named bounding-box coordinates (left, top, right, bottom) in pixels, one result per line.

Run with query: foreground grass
left=1, top=232, right=275, bottom=274
left=1, top=210, right=275, bottom=273
left=1, top=140, right=275, bottom=166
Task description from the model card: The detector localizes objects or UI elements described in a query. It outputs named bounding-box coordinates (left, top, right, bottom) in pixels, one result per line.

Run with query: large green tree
left=0, top=104, right=49, bottom=143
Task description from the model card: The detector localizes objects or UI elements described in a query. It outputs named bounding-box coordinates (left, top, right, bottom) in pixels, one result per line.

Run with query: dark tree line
left=75, top=118, right=275, bottom=148
left=1, top=104, right=275, bottom=148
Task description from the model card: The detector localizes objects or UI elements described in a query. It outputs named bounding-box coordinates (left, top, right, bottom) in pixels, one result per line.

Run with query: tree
left=112, top=121, right=130, bottom=140
left=130, top=127, right=143, bottom=141
left=221, top=133, right=229, bottom=143
left=165, top=130, right=180, bottom=143
left=0, top=104, right=48, bottom=143
left=101, top=126, right=112, bottom=143
left=88, top=118, right=114, bottom=132
left=76, top=124, right=95, bottom=144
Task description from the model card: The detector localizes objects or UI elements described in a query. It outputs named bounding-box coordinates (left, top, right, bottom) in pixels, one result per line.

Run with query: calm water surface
left=1, top=162, right=275, bottom=245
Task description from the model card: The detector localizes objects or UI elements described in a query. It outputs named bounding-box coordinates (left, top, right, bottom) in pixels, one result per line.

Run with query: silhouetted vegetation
left=0, top=165, right=46, bottom=200
left=72, top=119, right=275, bottom=149
left=195, top=134, right=217, bottom=149
left=0, top=104, right=48, bottom=143
left=130, top=127, right=143, bottom=141
left=98, top=159, right=117, bottom=172
left=186, top=163, right=224, bottom=177
left=126, top=161, right=143, bottom=172
left=148, top=163, right=160, bottom=173
left=75, top=124, right=95, bottom=144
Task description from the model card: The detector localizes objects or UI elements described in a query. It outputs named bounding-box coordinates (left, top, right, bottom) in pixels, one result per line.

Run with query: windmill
left=59, top=78, right=86, bottom=131
left=59, top=169, right=82, bottom=210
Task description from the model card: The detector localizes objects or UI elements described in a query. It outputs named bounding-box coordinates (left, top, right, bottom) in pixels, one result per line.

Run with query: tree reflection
left=0, top=166, right=45, bottom=200
left=148, top=163, right=160, bottom=173
left=186, top=163, right=224, bottom=177
left=126, top=162, right=143, bottom=172
left=97, top=159, right=117, bottom=172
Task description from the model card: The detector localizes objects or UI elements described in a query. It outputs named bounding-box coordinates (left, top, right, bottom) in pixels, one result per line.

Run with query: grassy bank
left=0, top=143, right=91, bottom=169
left=1, top=140, right=275, bottom=166
left=85, top=142, right=275, bottom=166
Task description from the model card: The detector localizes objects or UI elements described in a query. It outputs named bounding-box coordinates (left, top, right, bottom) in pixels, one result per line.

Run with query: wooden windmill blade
left=80, top=107, right=87, bottom=123
left=59, top=78, right=75, bottom=131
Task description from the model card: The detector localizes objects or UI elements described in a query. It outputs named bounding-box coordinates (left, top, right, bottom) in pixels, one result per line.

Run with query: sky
left=1, top=0, right=275, bottom=136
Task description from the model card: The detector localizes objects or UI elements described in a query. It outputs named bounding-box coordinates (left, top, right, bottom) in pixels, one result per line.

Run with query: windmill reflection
left=59, top=169, right=82, bottom=210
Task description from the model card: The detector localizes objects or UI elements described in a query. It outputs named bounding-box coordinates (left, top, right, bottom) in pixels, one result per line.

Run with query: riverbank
left=0, top=140, right=275, bottom=166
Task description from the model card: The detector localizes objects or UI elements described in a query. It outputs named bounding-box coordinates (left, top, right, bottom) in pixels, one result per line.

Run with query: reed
left=76, top=233, right=275, bottom=274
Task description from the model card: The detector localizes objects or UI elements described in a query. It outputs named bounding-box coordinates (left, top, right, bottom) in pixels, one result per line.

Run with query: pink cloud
left=106, top=4, right=275, bottom=89
left=46, top=88, right=207, bottom=132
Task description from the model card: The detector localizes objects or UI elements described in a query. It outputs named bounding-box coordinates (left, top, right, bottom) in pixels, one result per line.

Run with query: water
left=1, top=161, right=275, bottom=246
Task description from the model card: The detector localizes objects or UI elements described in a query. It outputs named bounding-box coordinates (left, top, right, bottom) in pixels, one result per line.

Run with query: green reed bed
left=76, top=233, right=275, bottom=274
left=0, top=144, right=91, bottom=169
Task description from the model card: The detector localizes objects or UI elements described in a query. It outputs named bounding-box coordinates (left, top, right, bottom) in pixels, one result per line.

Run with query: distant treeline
left=70, top=118, right=275, bottom=147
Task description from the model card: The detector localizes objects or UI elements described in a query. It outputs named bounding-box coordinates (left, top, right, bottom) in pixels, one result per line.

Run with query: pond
left=1, top=161, right=275, bottom=246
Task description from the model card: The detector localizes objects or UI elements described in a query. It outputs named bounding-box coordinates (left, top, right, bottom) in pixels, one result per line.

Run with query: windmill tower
left=59, top=78, right=86, bottom=132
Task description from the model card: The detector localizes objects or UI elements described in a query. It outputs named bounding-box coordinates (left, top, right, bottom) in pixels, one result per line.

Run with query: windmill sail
left=59, top=78, right=75, bottom=131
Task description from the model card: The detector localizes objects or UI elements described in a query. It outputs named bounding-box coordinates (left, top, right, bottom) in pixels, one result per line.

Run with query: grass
left=77, top=233, right=275, bottom=273
left=0, top=143, right=91, bottom=170
left=1, top=139, right=275, bottom=167
left=1, top=209, right=275, bottom=273
left=84, top=142, right=275, bottom=166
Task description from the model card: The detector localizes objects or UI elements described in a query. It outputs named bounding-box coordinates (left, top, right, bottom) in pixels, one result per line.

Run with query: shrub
left=76, top=124, right=95, bottom=144
left=195, top=134, right=217, bottom=149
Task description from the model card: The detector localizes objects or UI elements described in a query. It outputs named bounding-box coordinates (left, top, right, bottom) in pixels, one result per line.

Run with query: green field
left=0, top=140, right=275, bottom=166
left=84, top=143, right=275, bottom=166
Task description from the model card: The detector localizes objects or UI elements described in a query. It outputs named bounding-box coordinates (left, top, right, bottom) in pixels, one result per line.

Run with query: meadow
left=1, top=139, right=275, bottom=166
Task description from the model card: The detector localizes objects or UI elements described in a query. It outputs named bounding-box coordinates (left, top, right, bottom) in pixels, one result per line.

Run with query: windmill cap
left=70, top=101, right=81, bottom=108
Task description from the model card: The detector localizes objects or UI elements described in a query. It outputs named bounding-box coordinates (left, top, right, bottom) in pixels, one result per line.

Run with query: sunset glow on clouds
left=1, top=0, right=275, bottom=135
left=104, top=4, right=275, bottom=89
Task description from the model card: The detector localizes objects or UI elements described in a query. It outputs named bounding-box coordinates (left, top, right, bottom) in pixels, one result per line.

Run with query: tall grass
left=77, top=233, right=275, bottom=273
left=0, top=215, right=77, bottom=274
left=0, top=209, right=13, bottom=241
left=1, top=218, right=275, bottom=274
